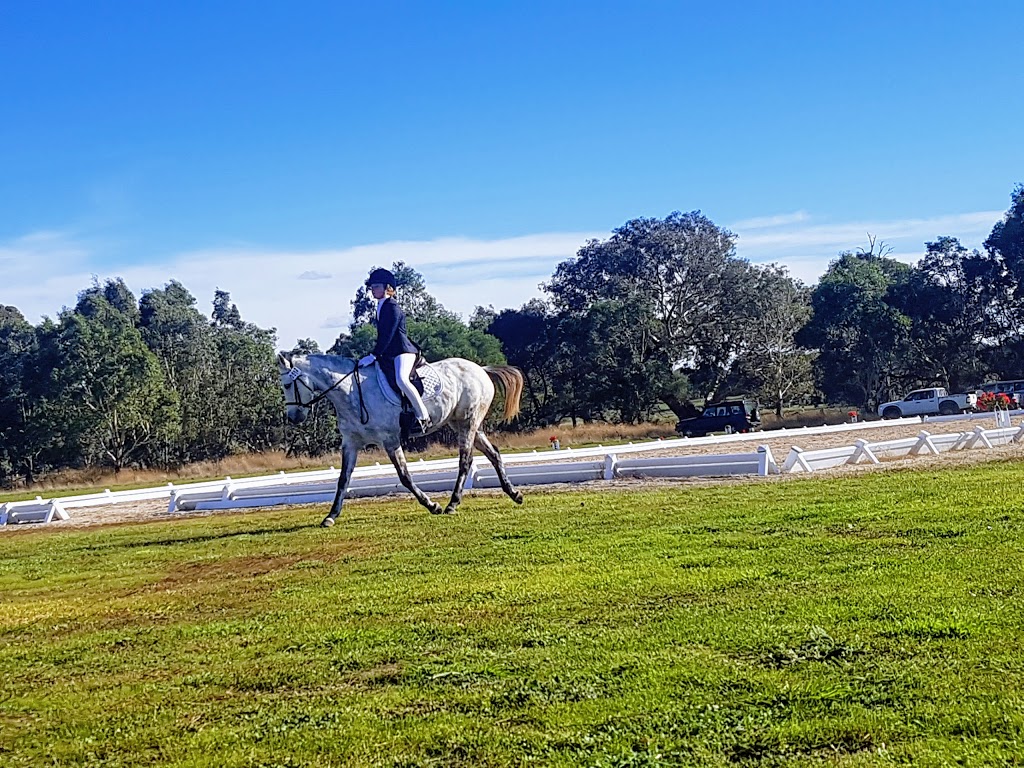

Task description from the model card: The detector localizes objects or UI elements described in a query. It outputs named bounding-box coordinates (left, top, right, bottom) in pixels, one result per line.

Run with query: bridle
left=281, top=361, right=369, bottom=423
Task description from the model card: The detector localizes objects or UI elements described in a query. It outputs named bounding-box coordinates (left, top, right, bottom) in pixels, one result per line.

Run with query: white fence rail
left=782, top=423, right=1024, bottom=473
left=2, top=411, right=1019, bottom=525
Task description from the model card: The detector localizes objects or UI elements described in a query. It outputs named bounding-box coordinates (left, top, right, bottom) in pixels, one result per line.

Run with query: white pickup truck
left=877, top=387, right=978, bottom=419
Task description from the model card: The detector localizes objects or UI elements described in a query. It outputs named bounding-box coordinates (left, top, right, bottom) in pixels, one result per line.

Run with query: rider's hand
left=358, top=354, right=375, bottom=368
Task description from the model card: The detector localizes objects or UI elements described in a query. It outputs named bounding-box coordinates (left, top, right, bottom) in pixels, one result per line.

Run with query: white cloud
left=730, top=210, right=1001, bottom=284
left=730, top=211, right=811, bottom=230
left=0, top=231, right=597, bottom=351
left=1, top=210, right=1003, bottom=349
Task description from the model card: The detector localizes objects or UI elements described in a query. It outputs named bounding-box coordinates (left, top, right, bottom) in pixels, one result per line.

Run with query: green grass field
left=2, top=461, right=1023, bottom=766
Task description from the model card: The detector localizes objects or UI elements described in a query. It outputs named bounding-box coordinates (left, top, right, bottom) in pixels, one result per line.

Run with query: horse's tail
left=484, top=366, right=524, bottom=422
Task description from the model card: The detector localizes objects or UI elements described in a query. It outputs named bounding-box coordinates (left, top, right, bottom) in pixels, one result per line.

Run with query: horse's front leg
left=443, top=425, right=478, bottom=515
left=385, top=444, right=443, bottom=515
left=321, top=441, right=359, bottom=528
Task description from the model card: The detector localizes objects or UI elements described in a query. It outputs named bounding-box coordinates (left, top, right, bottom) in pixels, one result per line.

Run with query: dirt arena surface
left=5, top=417, right=1022, bottom=531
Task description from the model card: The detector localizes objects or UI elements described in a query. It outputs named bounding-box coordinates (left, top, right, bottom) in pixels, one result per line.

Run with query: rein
left=284, top=360, right=370, bottom=424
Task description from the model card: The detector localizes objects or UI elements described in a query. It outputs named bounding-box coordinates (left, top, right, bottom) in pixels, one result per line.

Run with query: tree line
left=1, top=185, right=1021, bottom=487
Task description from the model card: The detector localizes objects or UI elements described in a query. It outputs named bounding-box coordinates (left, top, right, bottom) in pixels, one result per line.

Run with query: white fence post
left=850, top=439, right=880, bottom=465
left=910, top=431, right=940, bottom=456
left=756, top=445, right=777, bottom=476
left=603, top=454, right=618, bottom=480
left=1014, top=423, right=1024, bottom=444
left=967, top=426, right=994, bottom=450
left=782, top=446, right=814, bottom=473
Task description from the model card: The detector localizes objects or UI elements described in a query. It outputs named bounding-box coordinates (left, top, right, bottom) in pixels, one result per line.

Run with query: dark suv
left=675, top=399, right=761, bottom=437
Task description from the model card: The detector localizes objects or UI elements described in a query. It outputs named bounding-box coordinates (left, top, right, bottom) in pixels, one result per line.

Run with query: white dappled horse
left=277, top=353, right=525, bottom=526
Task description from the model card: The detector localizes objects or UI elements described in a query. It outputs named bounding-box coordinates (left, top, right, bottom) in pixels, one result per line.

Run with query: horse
left=276, top=353, right=526, bottom=526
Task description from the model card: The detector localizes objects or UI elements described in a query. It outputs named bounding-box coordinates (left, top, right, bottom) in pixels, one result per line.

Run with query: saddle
left=374, top=355, right=443, bottom=440
left=378, top=353, right=427, bottom=401
left=374, top=358, right=442, bottom=409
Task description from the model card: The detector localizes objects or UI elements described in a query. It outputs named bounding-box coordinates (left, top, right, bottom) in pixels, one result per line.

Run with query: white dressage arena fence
left=781, top=423, right=1024, bottom=473
left=2, top=413, right=1020, bottom=525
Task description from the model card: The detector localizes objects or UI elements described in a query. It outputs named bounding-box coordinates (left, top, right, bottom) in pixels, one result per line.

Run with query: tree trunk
left=660, top=391, right=700, bottom=422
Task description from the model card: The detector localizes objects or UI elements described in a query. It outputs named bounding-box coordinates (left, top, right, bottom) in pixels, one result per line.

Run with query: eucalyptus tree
left=728, top=266, right=815, bottom=417
left=206, top=290, right=281, bottom=457
left=546, top=211, right=759, bottom=415
left=0, top=306, right=41, bottom=485
left=49, top=293, right=179, bottom=472
left=799, top=243, right=912, bottom=409
left=979, top=184, right=1024, bottom=375
left=890, top=237, right=991, bottom=393
left=139, top=281, right=220, bottom=463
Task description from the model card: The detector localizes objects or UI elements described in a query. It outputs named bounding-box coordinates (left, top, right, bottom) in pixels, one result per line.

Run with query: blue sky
left=2, top=1, right=1021, bottom=349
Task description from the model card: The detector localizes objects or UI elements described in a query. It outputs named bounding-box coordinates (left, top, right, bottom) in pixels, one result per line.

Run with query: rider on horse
left=357, top=268, right=433, bottom=436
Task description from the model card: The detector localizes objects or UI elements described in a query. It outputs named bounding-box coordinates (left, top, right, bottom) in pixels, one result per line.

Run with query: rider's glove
left=358, top=354, right=376, bottom=368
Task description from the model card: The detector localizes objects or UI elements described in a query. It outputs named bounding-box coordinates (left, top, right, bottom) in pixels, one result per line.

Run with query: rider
left=357, top=268, right=432, bottom=435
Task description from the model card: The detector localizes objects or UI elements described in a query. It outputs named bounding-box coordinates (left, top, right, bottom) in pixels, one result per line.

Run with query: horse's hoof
left=428, top=503, right=444, bottom=515
left=320, top=517, right=335, bottom=528
left=512, top=491, right=524, bottom=505
left=443, top=505, right=458, bottom=515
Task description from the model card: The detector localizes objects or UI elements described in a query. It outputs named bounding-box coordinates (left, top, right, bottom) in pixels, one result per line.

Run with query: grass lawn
left=1, top=461, right=1022, bottom=766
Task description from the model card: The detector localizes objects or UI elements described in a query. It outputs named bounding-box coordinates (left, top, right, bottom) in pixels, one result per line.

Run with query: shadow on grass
left=77, top=523, right=319, bottom=551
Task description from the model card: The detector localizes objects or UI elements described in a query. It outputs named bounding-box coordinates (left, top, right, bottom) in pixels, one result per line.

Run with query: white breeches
left=395, top=353, right=428, bottom=419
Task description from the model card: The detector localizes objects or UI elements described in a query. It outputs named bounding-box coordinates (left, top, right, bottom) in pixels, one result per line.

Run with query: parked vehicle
left=676, top=399, right=761, bottom=437
left=877, top=387, right=977, bottom=419
left=977, top=380, right=1024, bottom=398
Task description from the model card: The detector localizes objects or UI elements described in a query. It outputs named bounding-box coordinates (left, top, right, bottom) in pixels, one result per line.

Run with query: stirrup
left=409, top=417, right=431, bottom=436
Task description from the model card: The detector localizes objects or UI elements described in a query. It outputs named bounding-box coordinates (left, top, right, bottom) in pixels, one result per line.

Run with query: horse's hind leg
left=443, top=425, right=478, bottom=515
left=475, top=431, right=524, bottom=505
left=385, top=444, right=443, bottom=516
left=322, top=441, right=359, bottom=528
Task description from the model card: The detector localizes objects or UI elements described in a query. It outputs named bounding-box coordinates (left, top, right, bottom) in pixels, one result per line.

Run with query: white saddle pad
left=375, top=361, right=443, bottom=406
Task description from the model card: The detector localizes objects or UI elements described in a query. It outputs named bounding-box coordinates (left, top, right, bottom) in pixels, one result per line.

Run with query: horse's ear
left=276, top=351, right=293, bottom=369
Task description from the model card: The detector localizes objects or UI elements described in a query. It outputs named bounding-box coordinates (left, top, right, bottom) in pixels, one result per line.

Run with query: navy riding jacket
left=373, top=297, right=419, bottom=359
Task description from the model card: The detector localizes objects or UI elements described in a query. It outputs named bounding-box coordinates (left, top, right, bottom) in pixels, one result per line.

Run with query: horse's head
left=277, top=351, right=311, bottom=425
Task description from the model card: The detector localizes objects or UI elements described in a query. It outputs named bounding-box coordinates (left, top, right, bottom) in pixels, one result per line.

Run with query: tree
left=486, top=300, right=561, bottom=426
left=139, top=281, right=221, bottom=464
left=729, top=267, right=815, bottom=417
left=984, top=184, right=1024, bottom=291
left=0, top=307, right=41, bottom=485
left=469, top=305, right=497, bottom=334
left=891, top=237, right=990, bottom=392
left=77, top=278, right=142, bottom=326
left=978, top=184, right=1024, bottom=375
left=212, top=288, right=244, bottom=328
left=799, top=240, right=912, bottom=408
left=546, top=211, right=762, bottom=411
left=205, top=291, right=281, bottom=457
left=551, top=298, right=673, bottom=423
left=49, top=293, right=179, bottom=472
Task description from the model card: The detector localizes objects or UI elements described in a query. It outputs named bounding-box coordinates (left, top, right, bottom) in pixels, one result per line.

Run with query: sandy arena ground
left=6, top=417, right=1023, bottom=530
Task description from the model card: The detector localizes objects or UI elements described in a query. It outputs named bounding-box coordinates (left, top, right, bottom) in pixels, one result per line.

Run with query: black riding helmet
left=365, top=268, right=397, bottom=289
